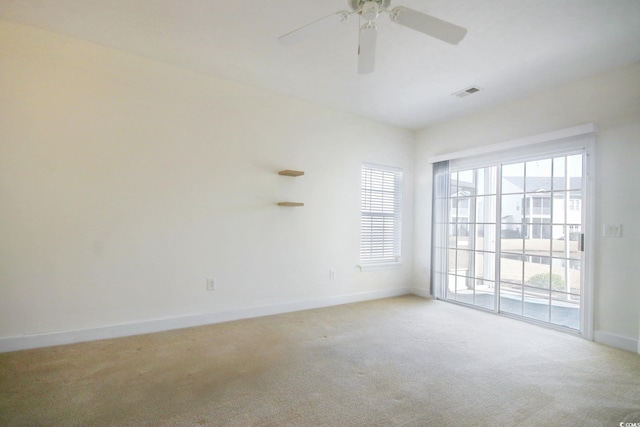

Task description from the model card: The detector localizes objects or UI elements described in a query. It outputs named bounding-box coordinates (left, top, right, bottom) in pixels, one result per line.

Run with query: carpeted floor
left=1, top=295, right=639, bottom=426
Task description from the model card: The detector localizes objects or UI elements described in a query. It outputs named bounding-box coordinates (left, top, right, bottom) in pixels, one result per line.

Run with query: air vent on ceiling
left=452, top=86, right=482, bottom=98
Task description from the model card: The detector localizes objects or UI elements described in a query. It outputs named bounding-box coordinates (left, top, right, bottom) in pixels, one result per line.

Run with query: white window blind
left=360, top=163, right=402, bottom=265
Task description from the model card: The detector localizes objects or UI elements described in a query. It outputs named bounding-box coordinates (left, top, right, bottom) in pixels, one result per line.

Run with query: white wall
left=0, top=21, right=415, bottom=348
left=414, top=62, right=640, bottom=352
left=2, top=19, right=638, bottom=354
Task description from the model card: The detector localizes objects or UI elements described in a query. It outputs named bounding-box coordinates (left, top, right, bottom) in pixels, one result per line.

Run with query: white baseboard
left=593, top=330, right=639, bottom=354
left=0, top=287, right=411, bottom=353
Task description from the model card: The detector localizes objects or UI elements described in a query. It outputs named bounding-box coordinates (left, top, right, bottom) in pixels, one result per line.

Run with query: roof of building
left=503, top=177, right=582, bottom=193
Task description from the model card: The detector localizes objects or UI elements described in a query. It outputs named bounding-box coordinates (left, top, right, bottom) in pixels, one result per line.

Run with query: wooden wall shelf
left=278, top=202, right=304, bottom=207
left=278, top=170, right=304, bottom=177
left=278, top=170, right=304, bottom=206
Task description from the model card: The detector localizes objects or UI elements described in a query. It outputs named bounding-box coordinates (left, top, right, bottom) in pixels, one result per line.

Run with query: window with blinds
left=360, top=163, right=403, bottom=265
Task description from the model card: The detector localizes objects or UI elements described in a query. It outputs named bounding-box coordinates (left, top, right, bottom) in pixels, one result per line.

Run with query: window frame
left=359, top=163, right=403, bottom=269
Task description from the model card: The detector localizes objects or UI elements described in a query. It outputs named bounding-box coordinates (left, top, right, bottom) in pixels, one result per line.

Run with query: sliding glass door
left=448, top=167, right=498, bottom=310
left=443, top=153, right=585, bottom=331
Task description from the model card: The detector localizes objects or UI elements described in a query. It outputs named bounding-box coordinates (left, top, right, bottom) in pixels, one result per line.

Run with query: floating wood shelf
left=278, top=170, right=304, bottom=177
left=278, top=202, right=304, bottom=207
left=278, top=170, right=304, bottom=206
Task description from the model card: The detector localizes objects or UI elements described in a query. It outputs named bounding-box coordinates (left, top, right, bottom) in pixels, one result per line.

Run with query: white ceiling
left=2, top=0, right=640, bottom=130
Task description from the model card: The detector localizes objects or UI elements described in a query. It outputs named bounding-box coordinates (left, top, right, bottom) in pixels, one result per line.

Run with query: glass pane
left=550, top=298, right=580, bottom=330
left=458, top=170, right=474, bottom=186
left=552, top=225, right=567, bottom=255
left=569, top=260, right=581, bottom=291
left=502, top=163, right=524, bottom=194
left=524, top=194, right=552, bottom=219
left=469, top=224, right=480, bottom=251
left=525, top=235, right=551, bottom=258
left=552, top=192, right=566, bottom=224
left=453, top=197, right=470, bottom=218
left=567, top=155, right=583, bottom=191
left=524, top=259, right=551, bottom=289
left=447, top=272, right=457, bottom=295
left=475, top=279, right=495, bottom=310
left=523, top=287, right=550, bottom=322
left=476, top=195, right=496, bottom=223
left=500, top=284, right=522, bottom=315
left=552, top=262, right=581, bottom=295
left=459, top=278, right=476, bottom=302
left=568, top=225, right=582, bottom=260
left=456, top=224, right=470, bottom=249
left=455, top=289, right=474, bottom=305
left=501, top=230, right=523, bottom=255
left=475, top=252, right=496, bottom=281
left=450, top=172, right=458, bottom=197
left=455, top=171, right=475, bottom=208
left=525, top=159, right=553, bottom=192
left=455, top=250, right=472, bottom=276
left=448, top=247, right=457, bottom=268
left=551, top=261, right=572, bottom=294
left=500, top=254, right=523, bottom=285
left=567, top=191, right=582, bottom=225
left=468, top=197, right=477, bottom=223
left=476, top=224, right=496, bottom=253
left=553, top=157, right=566, bottom=189
left=551, top=291, right=581, bottom=302
left=502, top=194, right=524, bottom=224
left=524, top=219, right=551, bottom=240
left=475, top=167, right=497, bottom=196
left=453, top=273, right=475, bottom=304
left=448, top=224, right=458, bottom=248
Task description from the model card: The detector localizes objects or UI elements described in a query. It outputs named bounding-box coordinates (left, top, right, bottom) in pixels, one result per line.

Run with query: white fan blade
left=390, top=6, right=467, bottom=45
left=278, top=11, right=350, bottom=46
left=358, top=22, right=377, bottom=74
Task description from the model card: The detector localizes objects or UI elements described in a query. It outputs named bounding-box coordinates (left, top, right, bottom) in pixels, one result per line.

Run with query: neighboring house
left=450, top=175, right=582, bottom=241
left=502, top=177, right=582, bottom=241
left=450, top=177, right=475, bottom=238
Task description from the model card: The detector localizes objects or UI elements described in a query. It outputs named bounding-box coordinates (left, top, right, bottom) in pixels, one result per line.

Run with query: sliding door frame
left=430, top=124, right=596, bottom=340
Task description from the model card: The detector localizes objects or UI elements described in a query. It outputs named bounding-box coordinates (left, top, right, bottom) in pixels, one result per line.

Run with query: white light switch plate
left=603, top=224, right=622, bottom=237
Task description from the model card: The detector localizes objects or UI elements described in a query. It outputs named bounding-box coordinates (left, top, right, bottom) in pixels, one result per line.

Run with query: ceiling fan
left=278, top=0, right=467, bottom=74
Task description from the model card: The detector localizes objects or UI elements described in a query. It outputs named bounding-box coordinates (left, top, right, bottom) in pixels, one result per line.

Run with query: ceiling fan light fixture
left=349, top=0, right=390, bottom=12
left=361, top=2, right=380, bottom=21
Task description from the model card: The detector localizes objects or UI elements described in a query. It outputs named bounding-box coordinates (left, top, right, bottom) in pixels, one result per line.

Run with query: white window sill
left=358, top=262, right=402, bottom=272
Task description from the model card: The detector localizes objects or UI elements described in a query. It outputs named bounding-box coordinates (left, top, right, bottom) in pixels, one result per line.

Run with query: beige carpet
left=1, top=296, right=639, bottom=426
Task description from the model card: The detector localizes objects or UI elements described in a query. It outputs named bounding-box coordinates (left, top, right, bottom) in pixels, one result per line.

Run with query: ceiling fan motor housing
left=349, top=0, right=391, bottom=12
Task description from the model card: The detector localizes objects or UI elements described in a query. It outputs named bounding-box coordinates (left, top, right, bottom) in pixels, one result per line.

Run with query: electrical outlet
left=329, top=269, right=336, bottom=279
left=206, top=278, right=216, bottom=291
